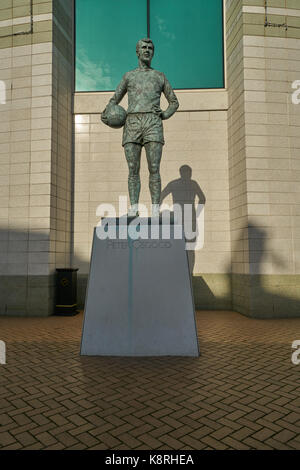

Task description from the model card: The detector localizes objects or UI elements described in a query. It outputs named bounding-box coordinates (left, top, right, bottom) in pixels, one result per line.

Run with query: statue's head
left=180, top=165, right=192, bottom=180
left=136, top=38, right=154, bottom=64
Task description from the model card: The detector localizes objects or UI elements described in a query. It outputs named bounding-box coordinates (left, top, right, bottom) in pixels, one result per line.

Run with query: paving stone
left=272, top=429, right=297, bottom=443
left=0, top=431, right=17, bottom=447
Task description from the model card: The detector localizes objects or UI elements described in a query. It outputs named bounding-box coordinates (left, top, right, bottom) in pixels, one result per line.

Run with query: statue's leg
left=124, top=142, right=142, bottom=214
left=144, top=142, right=162, bottom=214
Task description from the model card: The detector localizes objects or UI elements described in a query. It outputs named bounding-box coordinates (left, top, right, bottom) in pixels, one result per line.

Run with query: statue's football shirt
left=110, top=68, right=179, bottom=119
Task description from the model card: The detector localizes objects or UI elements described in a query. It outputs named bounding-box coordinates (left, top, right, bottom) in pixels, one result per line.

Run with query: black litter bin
left=55, top=268, right=79, bottom=316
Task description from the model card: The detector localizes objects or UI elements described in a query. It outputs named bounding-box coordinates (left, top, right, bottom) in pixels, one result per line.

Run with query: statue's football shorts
left=122, top=113, right=165, bottom=147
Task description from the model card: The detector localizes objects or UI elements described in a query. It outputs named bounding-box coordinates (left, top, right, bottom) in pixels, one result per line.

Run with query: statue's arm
left=161, top=76, right=179, bottom=120
left=160, top=182, right=172, bottom=203
left=195, top=183, right=206, bottom=205
left=101, top=75, right=127, bottom=125
left=109, top=74, right=128, bottom=106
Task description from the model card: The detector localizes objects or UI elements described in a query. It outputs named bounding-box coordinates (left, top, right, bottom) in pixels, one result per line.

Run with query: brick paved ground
left=0, top=310, right=299, bottom=450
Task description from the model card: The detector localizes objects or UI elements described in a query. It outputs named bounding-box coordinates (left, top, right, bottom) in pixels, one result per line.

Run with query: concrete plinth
left=80, top=218, right=199, bottom=356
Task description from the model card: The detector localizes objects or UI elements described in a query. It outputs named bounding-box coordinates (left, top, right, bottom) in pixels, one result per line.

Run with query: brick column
left=0, top=0, right=74, bottom=316
left=226, top=0, right=300, bottom=317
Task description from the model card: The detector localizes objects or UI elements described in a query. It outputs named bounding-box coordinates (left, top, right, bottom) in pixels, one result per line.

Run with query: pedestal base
left=80, top=219, right=199, bottom=356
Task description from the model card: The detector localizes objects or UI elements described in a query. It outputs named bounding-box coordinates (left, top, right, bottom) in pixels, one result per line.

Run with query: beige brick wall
left=227, top=0, right=248, bottom=276
left=243, top=35, right=300, bottom=276
left=0, top=41, right=54, bottom=279
left=227, top=0, right=300, bottom=277
left=50, top=0, right=73, bottom=271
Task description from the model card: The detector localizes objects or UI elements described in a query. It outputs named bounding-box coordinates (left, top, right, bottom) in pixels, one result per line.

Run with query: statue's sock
left=149, top=173, right=161, bottom=205
left=128, top=174, right=140, bottom=206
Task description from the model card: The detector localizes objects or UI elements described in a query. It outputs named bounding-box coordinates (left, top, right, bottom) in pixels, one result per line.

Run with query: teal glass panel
left=75, top=0, right=147, bottom=91
left=150, top=0, right=224, bottom=89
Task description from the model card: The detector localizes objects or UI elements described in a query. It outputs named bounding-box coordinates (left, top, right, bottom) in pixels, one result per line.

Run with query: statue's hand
left=153, top=105, right=163, bottom=118
left=161, top=111, right=167, bottom=120
left=101, top=100, right=115, bottom=124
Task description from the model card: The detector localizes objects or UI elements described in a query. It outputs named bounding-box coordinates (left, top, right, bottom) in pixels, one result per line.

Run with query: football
left=101, top=104, right=127, bottom=129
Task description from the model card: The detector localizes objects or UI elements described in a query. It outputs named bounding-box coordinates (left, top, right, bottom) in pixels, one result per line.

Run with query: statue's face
left=137, top=42, right=154, bottom=63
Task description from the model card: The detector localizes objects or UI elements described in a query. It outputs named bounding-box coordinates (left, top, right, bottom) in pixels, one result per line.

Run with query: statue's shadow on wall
left=228, top=223, right=298, bottom=317
left=160, top=165, right=205, bottom=275
left=160, top=165, right=218, bottom=307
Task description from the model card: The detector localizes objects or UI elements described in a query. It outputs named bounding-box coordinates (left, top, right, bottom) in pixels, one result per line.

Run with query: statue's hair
left=136, top=38, right=154, bottom=55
